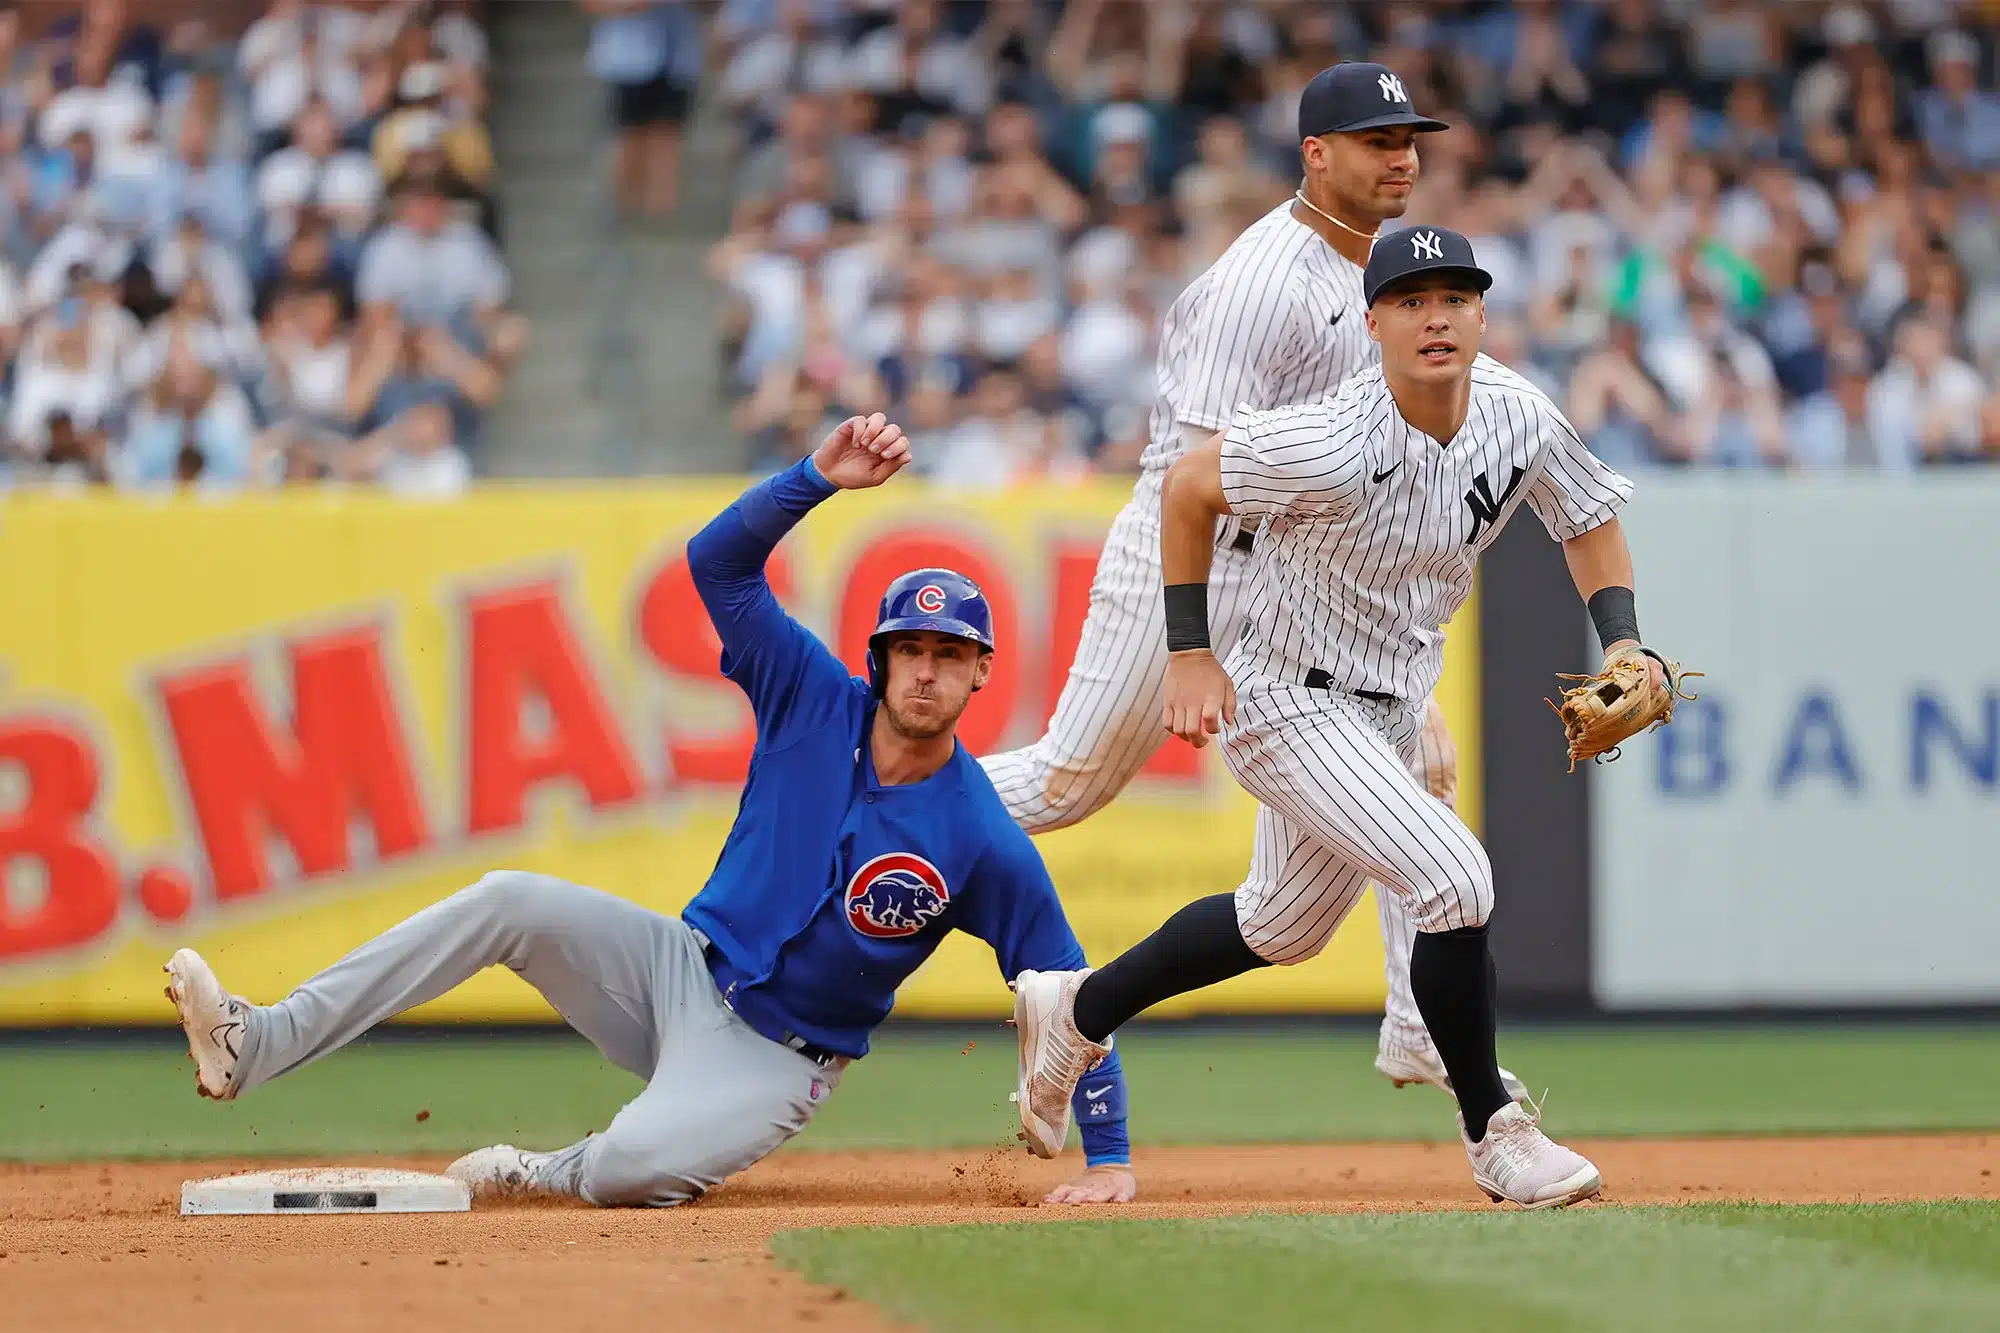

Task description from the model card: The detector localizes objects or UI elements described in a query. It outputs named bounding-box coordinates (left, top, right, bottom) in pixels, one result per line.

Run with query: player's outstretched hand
left=813, top=412, right=910, bottom=490
left=1163, top=648, right=1236, bottom=748
left=1042, top=1163, right=1137, bottom=1206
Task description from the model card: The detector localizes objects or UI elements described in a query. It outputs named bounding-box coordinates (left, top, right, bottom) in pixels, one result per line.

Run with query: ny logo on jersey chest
left=1464, top=464, right=1526, bottom=544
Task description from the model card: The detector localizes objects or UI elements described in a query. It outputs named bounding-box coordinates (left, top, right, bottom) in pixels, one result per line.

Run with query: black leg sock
left=1072, top=894, right=1269, bottom=1043
left=1409, top=924, right=1511, bottom=1141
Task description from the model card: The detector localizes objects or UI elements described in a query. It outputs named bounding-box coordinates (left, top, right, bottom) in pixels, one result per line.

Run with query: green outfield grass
left=772, top=1203, right=2000, bottom=1333
left=4, top=1023, right=2000, bottom=1161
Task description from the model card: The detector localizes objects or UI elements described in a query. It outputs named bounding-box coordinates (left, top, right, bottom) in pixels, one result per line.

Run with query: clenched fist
left=1162, top=649, right=1236, bottom=748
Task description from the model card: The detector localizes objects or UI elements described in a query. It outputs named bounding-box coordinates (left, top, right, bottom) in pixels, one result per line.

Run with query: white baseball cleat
left=446, top=1145, right=556, bottom=1199
left=1460, top=1100, right=1602, bottom=1210
left=1009, top=969, right=1110, bottom=1160
left=162, top=948, right=247, bottom=1101
left=1375, top=1031, right=1530, bottom=1103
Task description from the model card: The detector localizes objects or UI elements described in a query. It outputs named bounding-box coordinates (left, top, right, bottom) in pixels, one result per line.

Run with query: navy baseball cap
left=1363, top=226, right=1493, bottom=306
left=1298, top=62, right=1449, bottom=140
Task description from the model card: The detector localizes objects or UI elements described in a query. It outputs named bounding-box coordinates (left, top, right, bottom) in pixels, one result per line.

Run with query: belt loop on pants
left=1301, top=667, right=1396, bottom=703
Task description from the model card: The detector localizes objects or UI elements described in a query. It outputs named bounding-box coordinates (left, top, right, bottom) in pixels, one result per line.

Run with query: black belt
left=1230, top=528, right=1256, bottom=554
left=1302, top=667, right=1396, bottom=703
left=701, top=939, right=847, bottom=1067
left=771, top=1032, right=844, bottom=1067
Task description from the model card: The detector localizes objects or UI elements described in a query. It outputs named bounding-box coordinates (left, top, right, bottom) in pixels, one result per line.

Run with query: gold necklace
left=1293, top=189, right=1380, bottom=246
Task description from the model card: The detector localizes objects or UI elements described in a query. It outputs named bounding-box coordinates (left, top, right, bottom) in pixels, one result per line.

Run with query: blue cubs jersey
left=681, top=459, right=1130, bottom=1167
left=684, top=460, right=1086, bottom=1057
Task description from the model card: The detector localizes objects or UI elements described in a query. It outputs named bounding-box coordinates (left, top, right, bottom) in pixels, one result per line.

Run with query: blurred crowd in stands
left=708, top=0, right=2000, bottom=481
left=0, top=0, right=523, bottom=495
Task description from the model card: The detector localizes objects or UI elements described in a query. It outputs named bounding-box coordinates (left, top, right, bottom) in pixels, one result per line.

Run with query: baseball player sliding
left=982, top=62, right=1522, bottom=1100
left=164, top=414, right=1137, bottom=1208
left=1012, top=226, right=1693, bottom=1210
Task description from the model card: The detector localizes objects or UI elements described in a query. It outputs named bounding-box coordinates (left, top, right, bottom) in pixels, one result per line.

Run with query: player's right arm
left=1156, top=398, right=1365, bottom=746
left=687, top=414, right=909, bottom=731
left=1157, top=432, right=1235, bottom=748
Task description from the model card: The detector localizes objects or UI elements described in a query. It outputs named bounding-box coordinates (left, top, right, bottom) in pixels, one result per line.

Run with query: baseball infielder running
left=165, top=414, right=1137, bottom=1208
left=982, top=61, right=1521, bottom=1100
left=1013, top=226, right=1682, bottom=1209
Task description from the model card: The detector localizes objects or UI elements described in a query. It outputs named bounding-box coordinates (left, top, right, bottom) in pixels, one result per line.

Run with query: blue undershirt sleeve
left=1074, top=1046, right=1131, bottom=1167
left=685, top=456, right=852, bottom=733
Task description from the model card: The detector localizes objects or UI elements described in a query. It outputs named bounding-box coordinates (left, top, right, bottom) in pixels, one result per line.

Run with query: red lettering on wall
left=1043, top=542, right=1100, bottom=728
left=635, top=546, right=793, bottom=787
left=0, top=718, right=121, bottom=959
left=158, top=627, right=431, bottom=900
left=1045, top=540, right=1199, bottom=781
left=836, top=531, right=1020, bottom=755
left=465, top=582, right=644, bottom=833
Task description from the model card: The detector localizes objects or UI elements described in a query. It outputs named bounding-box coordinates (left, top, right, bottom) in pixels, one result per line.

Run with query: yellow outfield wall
left=0, top=483, right=1480, bottom=1023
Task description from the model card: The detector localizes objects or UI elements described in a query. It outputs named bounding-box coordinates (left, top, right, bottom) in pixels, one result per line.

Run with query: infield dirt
left=6, top=1135, right=1996, bottom=1333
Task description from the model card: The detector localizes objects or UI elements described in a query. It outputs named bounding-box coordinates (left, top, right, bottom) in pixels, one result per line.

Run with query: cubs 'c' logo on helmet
left=844, top=853, right=951, bottom=939
left=912, top=583, right=948, bottom=614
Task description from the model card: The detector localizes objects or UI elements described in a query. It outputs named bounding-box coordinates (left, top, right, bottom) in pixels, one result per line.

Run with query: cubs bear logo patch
left=844, top=853, right=951, bottom=939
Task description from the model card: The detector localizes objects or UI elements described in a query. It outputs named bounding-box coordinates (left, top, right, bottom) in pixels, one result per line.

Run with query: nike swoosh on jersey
left=1372, top=463, right=1401, bottom=483
left=1329, top=309, right=1345, bottom=327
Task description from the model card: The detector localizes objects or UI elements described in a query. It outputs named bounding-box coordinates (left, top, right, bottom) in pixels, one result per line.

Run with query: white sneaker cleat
left=1461, top=1100, right=1602, bottom=1210
left=1009, top=969, right=1110, bottom=1160
left=446, top=1145, right=555, bottom=1199
left=1375, top=1029, right=1530, bottom=1104
left=163, top=948, right=246, bottom=1100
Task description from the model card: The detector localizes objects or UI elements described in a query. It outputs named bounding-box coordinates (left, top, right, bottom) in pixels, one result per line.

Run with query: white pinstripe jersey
left=1219, top=354, right=1634, bottom=703
left=1142, top=200, right=1373, bottom=476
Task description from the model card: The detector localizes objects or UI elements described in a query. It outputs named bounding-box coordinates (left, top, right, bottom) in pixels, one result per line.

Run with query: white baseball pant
left=979, top=472, right=1455, bottom=1048
left=1221, top=672, right=1493, bottom=978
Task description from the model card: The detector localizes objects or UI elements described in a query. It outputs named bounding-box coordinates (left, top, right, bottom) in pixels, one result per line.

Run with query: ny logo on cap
left=1379, top=72, right=1407, bottom=103
left=1411, top=230, right=1443, bottom=260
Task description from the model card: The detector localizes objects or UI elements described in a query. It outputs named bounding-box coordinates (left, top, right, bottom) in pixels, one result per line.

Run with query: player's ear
left=971, top=651, right=993, bottom=692
left=1365, top=307, right=1381, bottom=343
left=1477, top=296, right=1486, bottom=336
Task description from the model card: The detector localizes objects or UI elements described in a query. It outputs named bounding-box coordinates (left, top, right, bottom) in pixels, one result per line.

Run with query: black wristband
left=1164, top=583, right=1210, bottom=652
left=1586, top=585, right=1641, bottom=653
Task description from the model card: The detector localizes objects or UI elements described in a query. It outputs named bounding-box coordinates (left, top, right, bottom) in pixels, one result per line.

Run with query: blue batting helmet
left=867, top=568, right=995, bottom=695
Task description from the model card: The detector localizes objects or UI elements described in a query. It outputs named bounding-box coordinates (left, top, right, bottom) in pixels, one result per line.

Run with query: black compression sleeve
left=1164, top=582, right=1210, bottom=652
left=1586, top=585, right=1641, bottom=652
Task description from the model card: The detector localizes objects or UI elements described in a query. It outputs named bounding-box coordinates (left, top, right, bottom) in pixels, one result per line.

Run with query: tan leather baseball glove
left=1549, top=646, right=1702, bottom=772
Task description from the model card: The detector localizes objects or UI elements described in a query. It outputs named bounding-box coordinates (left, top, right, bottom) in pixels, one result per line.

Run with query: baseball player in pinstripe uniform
left=983, top=62, right=1524, bottom=1101
left=1014, top=226, right=1680, bottom=1210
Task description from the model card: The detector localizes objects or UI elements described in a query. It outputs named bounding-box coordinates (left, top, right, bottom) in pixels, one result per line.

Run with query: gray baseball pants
left=230, top=870, right=841, bottom=1206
